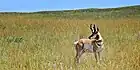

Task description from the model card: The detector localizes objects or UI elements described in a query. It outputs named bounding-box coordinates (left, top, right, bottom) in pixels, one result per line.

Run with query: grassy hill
left=1, top=5, right=140, bottom=19
left=37, top=5, right=140, bottom=19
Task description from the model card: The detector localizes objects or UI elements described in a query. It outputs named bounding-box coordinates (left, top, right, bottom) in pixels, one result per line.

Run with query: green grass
left=0, top=15, right=140, bottom=70
left=0, top=5, right=140, bottom=70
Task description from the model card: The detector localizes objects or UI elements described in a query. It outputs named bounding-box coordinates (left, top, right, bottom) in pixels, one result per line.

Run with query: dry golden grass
left=0, top=15, right=140, bottom=70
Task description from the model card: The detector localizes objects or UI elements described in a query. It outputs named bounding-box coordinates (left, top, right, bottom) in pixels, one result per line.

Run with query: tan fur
left=74, top=38, right=97, bottom=63
left=74, top=24, right=104, bottom=63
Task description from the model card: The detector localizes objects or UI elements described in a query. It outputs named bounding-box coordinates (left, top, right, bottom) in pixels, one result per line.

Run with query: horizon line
left=0, top=4, right=139, bottom=13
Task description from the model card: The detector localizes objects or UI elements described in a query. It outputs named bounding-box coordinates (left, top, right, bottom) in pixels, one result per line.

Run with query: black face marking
left=88, top=33, right=94, bottom=39
left=89, top=24, right=100, bottom=40
left=88, top=31, right=99, bottom=39
left=95, top=35, right=99, bottom=40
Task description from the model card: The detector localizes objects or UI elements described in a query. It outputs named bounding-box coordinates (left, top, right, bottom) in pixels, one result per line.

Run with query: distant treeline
left=0, top=5, right=140, bottom=19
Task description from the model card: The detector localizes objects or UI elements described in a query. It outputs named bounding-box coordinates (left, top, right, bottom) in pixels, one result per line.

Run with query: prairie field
left=0, top=12, right=140, bottom=70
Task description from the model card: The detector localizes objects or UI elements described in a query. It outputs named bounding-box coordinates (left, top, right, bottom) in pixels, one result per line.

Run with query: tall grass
left=0, top=15, right=140, bottom=70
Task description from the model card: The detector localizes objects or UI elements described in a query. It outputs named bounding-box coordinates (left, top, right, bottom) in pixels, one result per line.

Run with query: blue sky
left=0, top=0, right=140, bottom=12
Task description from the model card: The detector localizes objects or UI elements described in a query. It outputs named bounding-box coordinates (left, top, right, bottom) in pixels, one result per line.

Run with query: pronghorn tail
left=74, top=40, right=78, bottom=45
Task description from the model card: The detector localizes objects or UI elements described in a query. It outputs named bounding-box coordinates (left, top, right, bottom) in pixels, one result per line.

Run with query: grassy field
left=0, top=6, right=140, bottom=70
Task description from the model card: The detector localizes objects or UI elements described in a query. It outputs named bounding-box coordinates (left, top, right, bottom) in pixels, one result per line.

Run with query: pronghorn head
left=88, top=24, right=101, bottom=40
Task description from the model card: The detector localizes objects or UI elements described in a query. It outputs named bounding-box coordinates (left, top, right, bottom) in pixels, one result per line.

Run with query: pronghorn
left=74, top=24, right=104, bottom=63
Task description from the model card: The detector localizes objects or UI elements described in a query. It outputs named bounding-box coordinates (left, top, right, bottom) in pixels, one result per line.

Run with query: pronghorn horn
left=93, top=24, right=96, bottom=27
left=97, top=27, right=99, bottom=31
left=93, top=24, right=96, bottom=32
left=90, top=24, right=93, bottom=32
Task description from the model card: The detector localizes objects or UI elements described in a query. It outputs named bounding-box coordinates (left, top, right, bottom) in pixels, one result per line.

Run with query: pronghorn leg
left=75, top=51, right=80, bottom=63
left=75, top=45, right=81, bottom=63
left=75, top=43, right=85, bottom=63
left=98, top=52, right=101, bottom=63
left=98, top=48, right=103, bottom=63
left=94, top=53, right=98, bottom=63
left=75, top=49, right=85, bottom=63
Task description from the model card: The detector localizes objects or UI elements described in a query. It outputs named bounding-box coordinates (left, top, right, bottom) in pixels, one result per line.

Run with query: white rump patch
left=74, top=41, right=78, bottom=45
